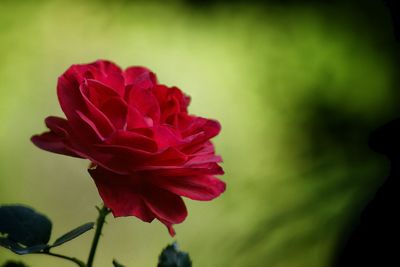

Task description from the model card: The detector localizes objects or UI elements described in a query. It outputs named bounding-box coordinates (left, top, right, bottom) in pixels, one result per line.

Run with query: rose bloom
left=32, top=60, right=225, bottom=235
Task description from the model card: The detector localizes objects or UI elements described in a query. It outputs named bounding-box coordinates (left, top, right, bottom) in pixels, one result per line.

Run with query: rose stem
left=86, top=205, right=111, bottom=267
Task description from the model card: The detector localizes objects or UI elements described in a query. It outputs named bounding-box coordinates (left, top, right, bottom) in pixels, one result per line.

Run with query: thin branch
left=37, top=251, right=86, bottom=267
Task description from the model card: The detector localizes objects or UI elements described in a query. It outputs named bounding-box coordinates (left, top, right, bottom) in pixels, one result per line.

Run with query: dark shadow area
left=385, top=0, right=400, bottom=40
left=333, top=119, right=400, bottom=266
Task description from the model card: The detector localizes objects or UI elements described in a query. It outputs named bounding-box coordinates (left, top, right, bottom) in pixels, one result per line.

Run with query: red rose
left=32, top=60, right=225, bottom=236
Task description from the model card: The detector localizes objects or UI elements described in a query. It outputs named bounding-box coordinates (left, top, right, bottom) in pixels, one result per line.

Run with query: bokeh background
left=1, top=0, right=399, bottom=266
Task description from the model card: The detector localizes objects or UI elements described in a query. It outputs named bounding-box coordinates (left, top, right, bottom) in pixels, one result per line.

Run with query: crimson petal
left=123, top=66, right=157, bottom=86
left=142, top=185, right=187, bottom=236
left=150, top=175, right=226, bottom=201
left=31, top=116, right=81, bottom=158
left=89, top=167, right=155, bottom=222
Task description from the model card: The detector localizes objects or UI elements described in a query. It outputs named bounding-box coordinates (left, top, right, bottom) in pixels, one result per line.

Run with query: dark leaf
left=112, top=259, right=126, bottom=267
left=0, top=205, right=52, bottom=247
left=158, top=242, right=192, bottom=267
left=2, top=260, right=29, bottom=267
left=50, top=222, right=94, bottom=248
left=0, top=238, right=47, bottom=255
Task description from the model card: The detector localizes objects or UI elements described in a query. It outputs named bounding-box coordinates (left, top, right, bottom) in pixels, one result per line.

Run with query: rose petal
left=78, top=81, right=117, bottom=136
left=181, top=118, right=221, bottom=154
left=182, top=117, right=221, bottom=139
left=149, top=147, right=188, bottom=166
left=68, top=60, right=125, bottom=95
left=31, top=132, right=79, bottom=158
left=150, top=175, right=226, bottom=201
left=89, top=166, right=188, bottom=236
left=153, top=85, right=191, bottom=125
left=81, top=79, right=120, bottom=106
left=153, top=125, right=183, bottom=149
left=92, top=144, right=154, bottom=174
left=57, top=74, right=88, bottom=122
left=57, top=60, right=124, bottom=118
left=74, top=110, right=107, bottom=142
left=80, top=79, right=128, bottom=129
left=138, top=162, right=224, bottom=176
left=125, top=84, right=160, bottom=124
left=45, top=116, right=70, bottom=137
left=99, top=97, right=128, bottom=129
left=186, top=153, right=223, bottom=165
left=91, top=60, right=125, bottom=95
left=123, top=66, right=157, bottom=86
left=142, top=185, right=187, bottom=236
left=89, top=167, right=155, bottom=222
left=31, top=116, right=81, bottom=158
left=126, top=105, right=149, bottom=129
left=106, top=130, right=158, bottom=152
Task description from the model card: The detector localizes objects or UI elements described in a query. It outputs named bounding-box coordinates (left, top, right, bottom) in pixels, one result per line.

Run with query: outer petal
left=31, top=116, right=81, bottom=158
left=181, top=118, right=222, bottom=154
left=91, top=144, right=154, bottom=174
left=57, top=60, right=124, bottom=117
left=105, top=130, right=158, bottom=152
left=186, top=153, right=223, bottom=165
left=123, top=66, right=157, bottom=86
left=57, top=72, right=88, bottom=124
left=67, top=60, right=125, bottom=95
left=74, top=110, right=107, bottom=142
left=91, top=60, right=125, bottom=95
left=78, top=80, right=117, bottom=136
left=89, top=166, right=188, bottom=236
left=181, top=117, right=221, bottom=140
left=81, top=79, right=120, bottom=107
left=142, top=184, right=187, bottom=236
left=57, top=76, right=115, bottom=139
left=81, top=79, right=128, bottom=129
left=89, top=145, right=187, bottom=174
left=149, top=175, right=226, bottom=201
left=186, top=141, right=223, bottom=165
left=89, top=167, right=155, bottom=222
left=138, top=162, right=224, bottom=176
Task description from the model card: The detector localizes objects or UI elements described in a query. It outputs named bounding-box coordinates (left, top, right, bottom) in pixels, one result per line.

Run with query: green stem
left=39, top=252, right=86, bottom=267
left=86, top=205, right=111, bottom=267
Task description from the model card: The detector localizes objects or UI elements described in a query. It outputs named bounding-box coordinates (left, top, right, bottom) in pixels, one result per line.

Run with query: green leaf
left=1, top=260, right=29, bottom=267
left=112, top=259, right=126, bottom=267
left=0, top=205, right=93, bottom=255
left=50, top=222, right=94, bottom=248
left=157, top=242, right=192, bottom=267
left=0, top=205, right=52, bottom=247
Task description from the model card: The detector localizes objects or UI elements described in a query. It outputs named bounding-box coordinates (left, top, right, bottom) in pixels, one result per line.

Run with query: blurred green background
left=1, top=0, right=399, bottom=266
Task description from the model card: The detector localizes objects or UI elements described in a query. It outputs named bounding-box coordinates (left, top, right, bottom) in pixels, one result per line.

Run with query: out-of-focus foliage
left=0, top=205, right=52, bottom=249
left=158, top=243, right=191, bottom=267
left=0, top=0, right=398, bottom=266
left=0, top=205, right=94, bottom=256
